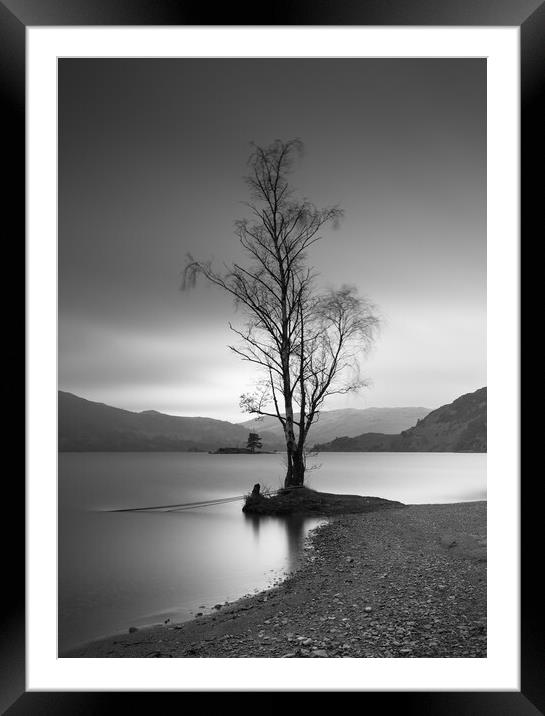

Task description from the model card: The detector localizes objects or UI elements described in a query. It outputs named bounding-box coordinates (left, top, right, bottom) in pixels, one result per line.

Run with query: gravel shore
left=66, top=501, right=486, bottom=658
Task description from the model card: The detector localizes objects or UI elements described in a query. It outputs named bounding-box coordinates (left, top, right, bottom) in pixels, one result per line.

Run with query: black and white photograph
left=56, top=56, right=488, bottom=660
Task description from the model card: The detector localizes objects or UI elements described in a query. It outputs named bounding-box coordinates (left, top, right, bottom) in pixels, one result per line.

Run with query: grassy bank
left=242, top=485, right=405, bottom=515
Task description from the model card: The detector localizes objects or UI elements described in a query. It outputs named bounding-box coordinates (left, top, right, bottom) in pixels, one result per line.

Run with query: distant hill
left=58, top=391, right=283, bottom=452
left=240, top=406, right=430, bottom=447
left=313, top=388, right=487, bottom=453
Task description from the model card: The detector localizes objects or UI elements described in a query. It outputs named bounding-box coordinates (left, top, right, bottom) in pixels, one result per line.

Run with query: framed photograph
left=7, top=0, right=538, bottom=711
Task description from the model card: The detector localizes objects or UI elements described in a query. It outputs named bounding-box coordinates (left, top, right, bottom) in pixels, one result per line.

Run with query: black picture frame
left=5, top=0, right=538, bottom=711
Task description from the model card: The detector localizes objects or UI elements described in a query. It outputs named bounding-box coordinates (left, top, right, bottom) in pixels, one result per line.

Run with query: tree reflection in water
left=244, top=512, right=325, bottom=572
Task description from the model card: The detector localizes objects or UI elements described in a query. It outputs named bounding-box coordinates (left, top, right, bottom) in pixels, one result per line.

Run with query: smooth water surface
left=58, top=451, right=486, bottom=652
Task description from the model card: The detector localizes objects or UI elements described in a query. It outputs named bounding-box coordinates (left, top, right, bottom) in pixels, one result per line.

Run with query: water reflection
left=284, top=516, right=308, bottom=570
left=245, top=512, right=261, bottom=539
left=244, top=512, right=323, bottom=571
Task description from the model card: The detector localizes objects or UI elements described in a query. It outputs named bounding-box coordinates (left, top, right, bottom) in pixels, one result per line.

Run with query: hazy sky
left=59, top=58, right=486, bottom=421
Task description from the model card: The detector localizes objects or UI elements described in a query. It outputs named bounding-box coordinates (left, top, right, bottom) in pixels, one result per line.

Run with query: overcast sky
left=58, top=58, right=486, bottom=421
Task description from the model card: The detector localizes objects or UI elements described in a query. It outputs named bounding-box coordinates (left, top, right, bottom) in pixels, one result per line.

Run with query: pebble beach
left=66, top=501, right=486, bottom=658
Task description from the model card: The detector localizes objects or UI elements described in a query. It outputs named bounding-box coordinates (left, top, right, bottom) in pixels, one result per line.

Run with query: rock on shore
left=66, top=501, right=486, bottom=659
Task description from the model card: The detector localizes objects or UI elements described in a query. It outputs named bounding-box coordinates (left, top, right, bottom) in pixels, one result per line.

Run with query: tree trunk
left=284, top=447, right=305, bottom=488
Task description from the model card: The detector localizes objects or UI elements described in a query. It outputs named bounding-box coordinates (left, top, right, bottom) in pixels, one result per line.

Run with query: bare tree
left=183, top=139, right=379, bottom=488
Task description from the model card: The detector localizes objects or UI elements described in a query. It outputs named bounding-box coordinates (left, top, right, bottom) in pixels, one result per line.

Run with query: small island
left=210, top=448, right=277, bottom=454
left=210, top=432, right=276, bottom=454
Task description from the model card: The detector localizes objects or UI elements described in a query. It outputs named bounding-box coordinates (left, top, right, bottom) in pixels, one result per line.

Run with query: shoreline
left=65, top=500, right=486, bottom=658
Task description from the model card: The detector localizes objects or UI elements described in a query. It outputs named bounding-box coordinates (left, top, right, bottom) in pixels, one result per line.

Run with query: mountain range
left=239, top=407, right=430, bottom=447
left=58, top=391, right=429, bottom=453
left=58, top=391, right=283, bottom=452
left=313, top=387, right=486, bottom=453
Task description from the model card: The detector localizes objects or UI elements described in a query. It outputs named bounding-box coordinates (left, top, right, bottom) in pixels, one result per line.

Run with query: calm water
left=58, top=451, right=486, bottom=653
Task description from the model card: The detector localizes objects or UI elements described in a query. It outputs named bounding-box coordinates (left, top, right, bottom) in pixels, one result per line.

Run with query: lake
left=58, top=451, right=486, bottom=653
